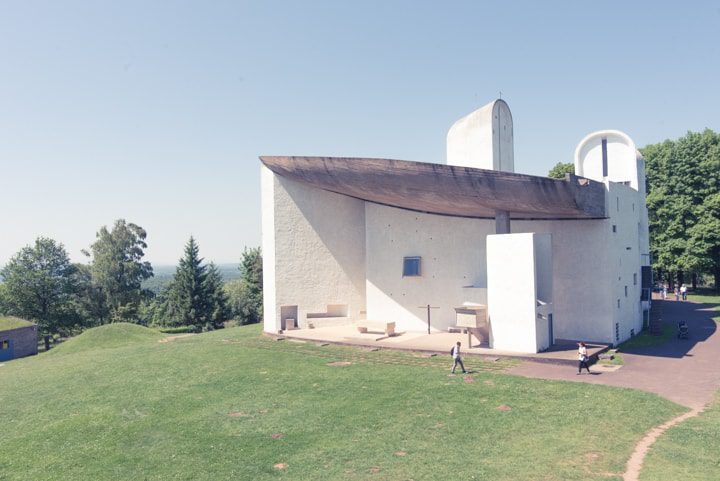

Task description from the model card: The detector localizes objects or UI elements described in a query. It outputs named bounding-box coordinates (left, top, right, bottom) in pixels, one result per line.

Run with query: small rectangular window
left=625, top=286, right=628, bottom=297
left=633, top=273, right=637, bottom=285
left=403, top=257, right=421, bottom=277
left=617, top=299, right=620, bottom=308
left=612, top=225, right=617, bottom=233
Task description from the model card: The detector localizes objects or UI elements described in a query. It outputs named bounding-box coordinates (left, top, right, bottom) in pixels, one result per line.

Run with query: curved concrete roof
left=260, top=156, right=607, bottom=220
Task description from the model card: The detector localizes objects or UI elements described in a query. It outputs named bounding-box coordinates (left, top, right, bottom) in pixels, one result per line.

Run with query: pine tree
left=204, top=263, right=230, bottom=330
left=156, top=237, right=230, bottom=329
left=163, top=236, right=208, bottom=328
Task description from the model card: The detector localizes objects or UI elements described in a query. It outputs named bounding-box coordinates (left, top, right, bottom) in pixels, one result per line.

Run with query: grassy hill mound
left=48, top=322, right=163, bottom=355
left=0, top=324, right=687, bottom=481
left=0, top=316, right=33, bottom=331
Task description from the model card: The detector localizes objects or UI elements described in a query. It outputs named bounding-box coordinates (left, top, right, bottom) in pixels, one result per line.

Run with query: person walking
left=450, top=341, right=467, bottom=374
left=681, top=284, right=687, bottom=301
left=662, top=285, right=667, bottom=300
left=675, top=287, right=680, bottom=301
left=577, top=342, right=591, bottom=374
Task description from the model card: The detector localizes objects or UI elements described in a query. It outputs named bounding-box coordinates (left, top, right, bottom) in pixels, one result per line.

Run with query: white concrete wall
left=446, top=99, right=514, bottom=172
left=492, top=100, right=514, bottom=172
left=365, top=203, right=493, bottom=332
left=262, top=171, right=366, bottom=332
left=534, top=233, right=553, bottom=350
left=512, top=219, right=614, bottom=344
left=487, top=234, right=540, bottom=353
left=574, top=129, right=650, bottom=344
left=606, top=182, right=645, bottom=343
left=363, top=202, right=621, bottom=345
left=261, top=166, right=278, bottom=332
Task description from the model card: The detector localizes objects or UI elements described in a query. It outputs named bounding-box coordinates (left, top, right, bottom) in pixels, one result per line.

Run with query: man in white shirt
left=451, top=341, right=467, bottom=374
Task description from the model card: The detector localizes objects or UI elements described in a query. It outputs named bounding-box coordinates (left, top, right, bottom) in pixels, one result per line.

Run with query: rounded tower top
left=447, top=99, right=514, bottom=172
left=574, top=129, right=643, bottom=191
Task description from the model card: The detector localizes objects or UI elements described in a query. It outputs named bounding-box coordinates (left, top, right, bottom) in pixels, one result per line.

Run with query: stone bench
left=356, top=321, right=396, bottom=336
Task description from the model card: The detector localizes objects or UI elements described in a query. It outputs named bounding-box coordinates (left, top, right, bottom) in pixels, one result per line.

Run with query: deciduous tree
left=0, top=237, right=81, bottom=335
left=85, top=219, right=153, bottom=322
left=548, top=162, right=575, bottom=179
left=642, top=129, right=720, bottom=288
left=227, top=247, right=263, bottom=325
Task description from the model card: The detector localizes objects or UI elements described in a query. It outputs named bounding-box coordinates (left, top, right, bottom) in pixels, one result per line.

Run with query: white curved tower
left=447, top=99, right=514, bottom=172
left=574, top=129, right=651, bottom=344
left=574, top=130, right=642, bottom=191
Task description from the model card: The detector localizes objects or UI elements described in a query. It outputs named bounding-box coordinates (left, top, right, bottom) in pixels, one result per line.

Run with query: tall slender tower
left=446, top=99, right=514, bottom=172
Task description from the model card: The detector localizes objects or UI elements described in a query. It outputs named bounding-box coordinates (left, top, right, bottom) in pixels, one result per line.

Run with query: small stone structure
left=0, top=323, right=38, bottom=361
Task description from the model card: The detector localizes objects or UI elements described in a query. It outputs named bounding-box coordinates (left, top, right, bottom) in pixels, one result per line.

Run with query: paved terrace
left=273, top=325, right=608, bottom=365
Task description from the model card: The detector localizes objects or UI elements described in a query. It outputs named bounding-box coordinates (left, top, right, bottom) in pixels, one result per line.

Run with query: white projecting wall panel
left=487, top=233, right=552, bottom=353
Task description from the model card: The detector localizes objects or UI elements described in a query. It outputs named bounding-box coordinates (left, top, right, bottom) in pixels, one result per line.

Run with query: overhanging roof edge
left=260, top=155, right=607, bottom=220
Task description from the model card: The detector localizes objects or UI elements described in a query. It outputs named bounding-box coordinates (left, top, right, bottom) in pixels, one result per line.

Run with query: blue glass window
left=403, top=257, right=421, bottom=277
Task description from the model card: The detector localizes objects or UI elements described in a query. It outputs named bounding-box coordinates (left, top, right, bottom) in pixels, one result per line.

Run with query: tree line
left=0, top=219, right=263, bottom=338
left=549, top=129, right=720, bottom=289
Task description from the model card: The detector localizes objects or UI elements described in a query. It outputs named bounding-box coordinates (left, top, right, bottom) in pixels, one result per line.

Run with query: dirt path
left=158, top=333, right=196, bottom=343
left=622, top=407, right=703, bottom=481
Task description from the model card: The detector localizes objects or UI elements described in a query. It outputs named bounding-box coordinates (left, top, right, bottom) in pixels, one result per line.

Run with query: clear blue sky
left=1, top=0, right=718, bottom=266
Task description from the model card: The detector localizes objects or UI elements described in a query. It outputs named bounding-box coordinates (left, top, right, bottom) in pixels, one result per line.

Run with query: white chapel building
left=260, top=100, right=651, bottom=353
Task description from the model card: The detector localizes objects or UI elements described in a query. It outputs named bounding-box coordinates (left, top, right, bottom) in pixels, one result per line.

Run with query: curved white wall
left=262, top=170, right=367, bottom=332
left=574, top=130, right=640, bottom=190
left=365, top=203, right=493, bottom=332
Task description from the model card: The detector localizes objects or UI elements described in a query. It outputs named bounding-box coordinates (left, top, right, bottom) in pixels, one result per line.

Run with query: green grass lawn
left=0, top=323, right=685, bottom=481
left=618, top=323, right=674, bottom=352
left=0, top=316, right=33, bottom=331
left=640, top=393, right=720, bottom=481
left=602, top=324, right=675, bottom=367
left=597, top=349, right=624, bottom=366
left=637, top=289, right=720, bottom=480
left=688, top=289, right=720, bottom=324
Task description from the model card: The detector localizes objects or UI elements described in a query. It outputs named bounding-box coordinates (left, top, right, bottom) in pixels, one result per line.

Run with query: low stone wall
left=0, top=324, right=38, bottom=359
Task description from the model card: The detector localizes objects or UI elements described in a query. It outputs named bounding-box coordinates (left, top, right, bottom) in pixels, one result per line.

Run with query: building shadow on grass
left=619, top=299, right=717, bottom=359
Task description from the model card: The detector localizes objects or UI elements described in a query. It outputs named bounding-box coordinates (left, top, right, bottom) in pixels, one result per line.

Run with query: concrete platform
left=270, top=325, right=609, bottom=366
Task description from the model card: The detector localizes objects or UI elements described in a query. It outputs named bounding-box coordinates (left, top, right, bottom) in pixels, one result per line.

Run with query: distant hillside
left=143, top=263, right=241, bottom=294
